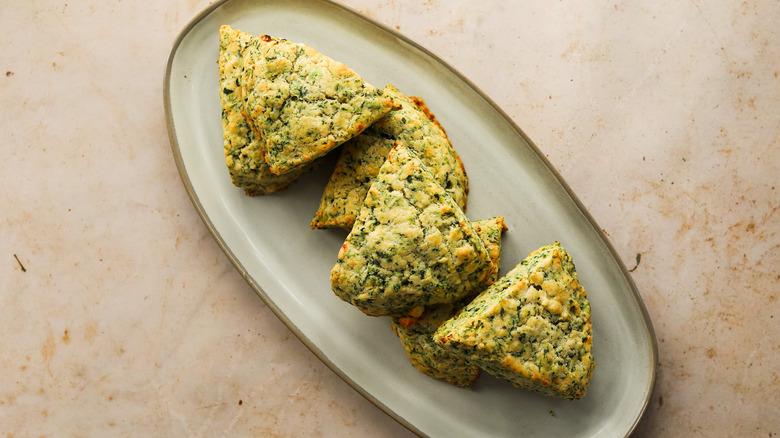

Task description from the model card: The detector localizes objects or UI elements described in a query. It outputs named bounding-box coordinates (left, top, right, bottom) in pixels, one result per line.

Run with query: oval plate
left=164, top=0, right=658, bottom=436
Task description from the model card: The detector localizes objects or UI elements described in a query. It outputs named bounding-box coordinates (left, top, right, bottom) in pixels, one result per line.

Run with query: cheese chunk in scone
left=239, top=32, right=396, bottom=175
left=434, top=242, right=595, bottom=400
left=330, top=143, right=491, bottom=317
left=218, top=26, right=310, bottom=195
left=311, top=86, right=467, bottom=229
left=390, top=217, right=507, bottom=387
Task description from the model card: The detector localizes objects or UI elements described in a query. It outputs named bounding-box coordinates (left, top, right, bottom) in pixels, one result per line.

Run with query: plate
left=164, top=0, right=658, bottom=436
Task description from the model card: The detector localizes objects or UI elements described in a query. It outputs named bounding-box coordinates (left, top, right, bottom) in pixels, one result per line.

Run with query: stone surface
left=1, top=0, right=778, bottom=436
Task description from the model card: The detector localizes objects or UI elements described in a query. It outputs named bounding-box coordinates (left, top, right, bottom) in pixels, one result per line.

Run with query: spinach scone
left=467, top=217, right=507, bottom=296
left=390, top=217, right=507, bottom=387
left=330, top=143, right=491, bottom=317
left=434, top=242, right=595, bottom=400
left=311, top=86, right=467, bottom=229
left=239, top=32, right=396, bottom=175
left=218, top=25, right=310, bottom=195
left=392, top=303, right=479, bottom=387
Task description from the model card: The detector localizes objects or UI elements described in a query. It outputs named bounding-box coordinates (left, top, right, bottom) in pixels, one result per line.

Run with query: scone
left=391, top=303, right=479, bottom=387
left=390, top=217, right=507, bottom=387
left=239, top=32, right=396, bottom=175
left=311, top=86, right=467, bottom=229
left=467, top=217, right=507, bottom=297
left=434, top=242, right=595, bottom=400
left=218, top=25, right=310, bottom=195
left=330, top=143, right=491, bottom=316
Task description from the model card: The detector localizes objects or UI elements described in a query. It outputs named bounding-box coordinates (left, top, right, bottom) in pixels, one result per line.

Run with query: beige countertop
left=2, top=0, right=778, bottom=436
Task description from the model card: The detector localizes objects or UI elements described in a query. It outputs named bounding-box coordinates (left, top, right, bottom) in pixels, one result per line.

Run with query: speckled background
left=1, top=0, right=778, bottom=436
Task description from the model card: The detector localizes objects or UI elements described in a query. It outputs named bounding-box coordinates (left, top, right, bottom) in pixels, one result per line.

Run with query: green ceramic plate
left=165, top=1, right=657, bottom=436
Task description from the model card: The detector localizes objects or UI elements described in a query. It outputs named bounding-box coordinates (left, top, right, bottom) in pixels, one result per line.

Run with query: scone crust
left=330, top=144, right=490, bottom=316
left=218, top=25, right=308, bottom=195
left=389, top=217, right=506, bottom=387
left=311, top=85, right=468, bottom=229
left=434, top=242, right=594, bottom=400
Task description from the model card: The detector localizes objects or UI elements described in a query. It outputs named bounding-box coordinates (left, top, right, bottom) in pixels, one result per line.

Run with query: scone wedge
left=218, top=25, right=310, bottom=195
left=390, top=217, right=507, bottom=387
left=330, top=143, right=491, bottom=317
left=434, top=242, right=595, bottom=400
left=311, top=86, right=467, bottom=229
left=240, top=32, right=396, bottom=175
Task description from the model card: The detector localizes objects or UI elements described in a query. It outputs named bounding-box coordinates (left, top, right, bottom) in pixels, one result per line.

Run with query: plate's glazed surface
left=164, top=0, right=658, bottom=436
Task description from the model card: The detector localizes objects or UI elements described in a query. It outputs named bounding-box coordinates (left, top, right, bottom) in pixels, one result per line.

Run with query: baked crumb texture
left=311, top=85, right=467, bottom=230
left=434, top=242, right=595, bottom=400
left=239, top=30, right=396, bottom=176
left=218, top=25, right=310, bottom=195
left=330, top=144, right=490, bottom=317
left=390, top=217, right=506, bottom=387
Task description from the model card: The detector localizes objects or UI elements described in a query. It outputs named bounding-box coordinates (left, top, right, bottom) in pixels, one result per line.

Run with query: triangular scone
left=239, top=33, right=396, bottom=175
left=390, top=217, right=507, bottom=387
left=218, top=26, right=311, bottom=195
left=434, top=242, right=595, bottom=400
left=330, top=143, right=491, bottom=317
left=311, top=86, right=468, bottom=229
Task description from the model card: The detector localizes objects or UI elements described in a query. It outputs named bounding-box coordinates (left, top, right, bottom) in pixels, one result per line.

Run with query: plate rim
left=163, top=1, right=659, bottom=436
